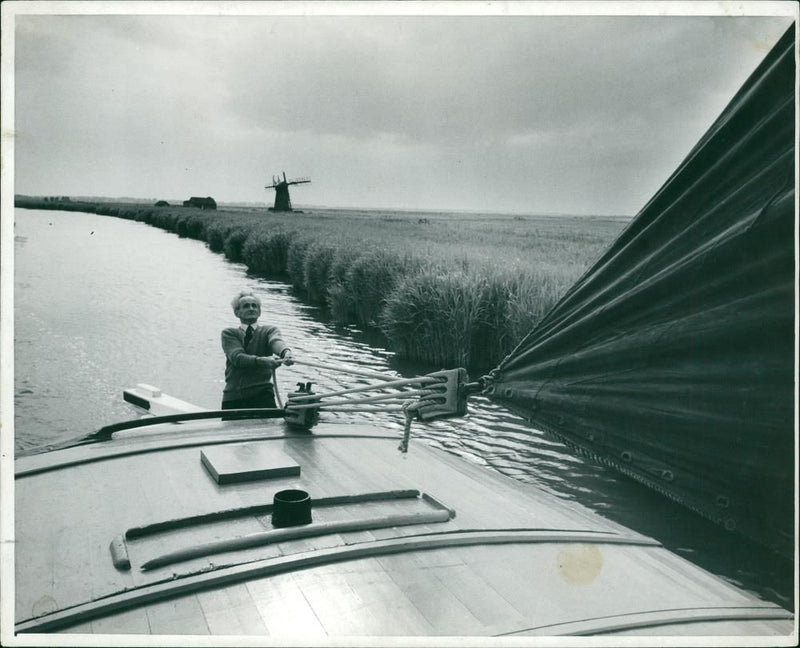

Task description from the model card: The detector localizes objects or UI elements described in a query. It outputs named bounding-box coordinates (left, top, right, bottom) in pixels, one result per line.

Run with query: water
left=11, top=208, right=794, bottom=609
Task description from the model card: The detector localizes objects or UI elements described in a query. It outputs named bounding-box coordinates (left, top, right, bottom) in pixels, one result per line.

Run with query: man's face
left=236, top=297, right=261, bottom=325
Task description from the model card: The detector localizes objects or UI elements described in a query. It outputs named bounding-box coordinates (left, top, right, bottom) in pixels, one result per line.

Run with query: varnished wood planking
left=322, top=437, right=412, bottom=493
left=51, top=469, right=99, bottom=612
left=196, top=583, right=269, bottom=635
left=85, top=606, right=151, bottom=635
left=371, top=551, right=489, bottom=635
left=462, top=542, right=746, bottom=630
left=334, top=557, right=446, bottom=636
left=612, top=543, right=762, bottom=605
left=447, top=543, right=566, bottom=621
left=391, top=548, right=529, bottom=631
left=155, top=449, right=207, bottom=513
left=288, top=436, right=384, bottom=495
left=246, top=571, right=327, bottom=638
left=408, top=438, right=609, bottom=529
left=145, top=595, right=210, bottom=635
left=324, top=435, right=587, bottom=531
left=287, top=565, right=378, bottom=636
left=15, top=485, right=60, bottom=621
left=16, top=464, right=145, bottom=619
left=292, top=558, right=436, bottom=636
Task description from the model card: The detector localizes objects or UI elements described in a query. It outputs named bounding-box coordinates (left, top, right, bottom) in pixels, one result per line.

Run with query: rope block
left=414, top=368, right=469, bottom=421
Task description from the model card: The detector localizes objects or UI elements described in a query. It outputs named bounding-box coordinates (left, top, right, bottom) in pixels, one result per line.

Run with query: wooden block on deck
left=201, top=444, right=301, bottom=485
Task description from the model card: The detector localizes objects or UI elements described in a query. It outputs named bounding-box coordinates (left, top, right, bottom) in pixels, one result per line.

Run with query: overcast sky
left=8, top=2, right=795, bottom=215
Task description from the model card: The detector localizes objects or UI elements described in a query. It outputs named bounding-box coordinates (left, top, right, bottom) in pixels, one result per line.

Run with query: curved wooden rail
left=495, top=606, right=794, bottom=636
left=141, top=509, right=454, bottom=570
left=91, top=408, right=286, bottom=439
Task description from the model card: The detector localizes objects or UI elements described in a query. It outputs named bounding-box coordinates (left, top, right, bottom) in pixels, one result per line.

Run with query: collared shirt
left=235, top=323, right=291, bottom=357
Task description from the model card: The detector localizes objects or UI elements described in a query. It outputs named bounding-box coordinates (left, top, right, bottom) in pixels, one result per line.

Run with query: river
left=11, top=207, right=793, bottom=609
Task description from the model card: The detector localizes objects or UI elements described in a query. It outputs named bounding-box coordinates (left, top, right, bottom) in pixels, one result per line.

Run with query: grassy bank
left=15, top=196, right=628, bottom=370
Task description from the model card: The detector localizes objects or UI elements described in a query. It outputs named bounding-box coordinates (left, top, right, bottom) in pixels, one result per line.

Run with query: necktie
left=244, top=325, right=254, bottom=349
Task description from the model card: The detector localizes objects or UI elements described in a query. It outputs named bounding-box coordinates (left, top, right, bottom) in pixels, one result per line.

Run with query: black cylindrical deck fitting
left=272, top=489, right=312, bottom=527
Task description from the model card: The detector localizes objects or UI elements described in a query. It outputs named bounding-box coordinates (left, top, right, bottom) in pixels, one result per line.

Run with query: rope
left=271, top=368, right=283, bottom=408
left=291, top=358, right=401, bottom=382
left=317, top=405, right=406, bottom=413
left=286, top=388, right=445, bottom=410
left=286, top=375, right=442, bottom=402
left=399, top=400, right=426, bottom=454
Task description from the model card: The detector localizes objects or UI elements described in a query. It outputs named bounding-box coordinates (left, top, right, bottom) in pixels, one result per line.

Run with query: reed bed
left=15, top=197, right=627, bottom=370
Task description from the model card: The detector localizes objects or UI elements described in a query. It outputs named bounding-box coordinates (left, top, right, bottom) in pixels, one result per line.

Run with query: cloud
left=11, top=12, right=794, bottom=213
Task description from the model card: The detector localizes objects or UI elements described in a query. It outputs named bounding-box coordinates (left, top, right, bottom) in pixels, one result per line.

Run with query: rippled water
left=12, top=208, right=793, bottom=608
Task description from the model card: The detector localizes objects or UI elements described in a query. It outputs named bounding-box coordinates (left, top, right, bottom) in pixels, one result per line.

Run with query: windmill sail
left=486, top=25, right=796, bottom=557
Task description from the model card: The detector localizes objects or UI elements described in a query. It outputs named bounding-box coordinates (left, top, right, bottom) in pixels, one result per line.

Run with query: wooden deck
left=14, top=419, right=794, bottom=637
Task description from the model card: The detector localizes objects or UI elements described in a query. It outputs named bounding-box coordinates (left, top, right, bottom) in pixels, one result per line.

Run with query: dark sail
left=486, top=25, right=796, bottom=557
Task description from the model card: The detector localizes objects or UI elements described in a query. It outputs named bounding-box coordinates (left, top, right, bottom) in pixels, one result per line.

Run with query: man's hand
left=281, top=350, right=294, bottom=366
left=259, top=355, right=283, bottom=370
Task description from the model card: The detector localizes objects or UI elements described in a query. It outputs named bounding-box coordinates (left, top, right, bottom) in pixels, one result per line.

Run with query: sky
left=6, top=2, right=796, bottom=216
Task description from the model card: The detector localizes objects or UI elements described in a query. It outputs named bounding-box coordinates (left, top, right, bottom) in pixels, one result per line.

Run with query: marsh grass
left=285, top=236, right=313, bottom=291
left=345, top=249, right=421, bottom=329
left=382, top=270, right=486, bottom=367
left=222, top=226, right=254, bottom=263
left=242, top=227, right=295, bottom=277
left=16, top=197, right=627, bottom=370
left=302, top=241, right=338, bottom=305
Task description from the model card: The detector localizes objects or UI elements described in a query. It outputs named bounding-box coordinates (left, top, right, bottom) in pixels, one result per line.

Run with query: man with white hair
left=221, top=290, right=294, bottom=409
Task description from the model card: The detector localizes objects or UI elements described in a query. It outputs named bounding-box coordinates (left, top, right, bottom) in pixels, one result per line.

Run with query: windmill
left=265, top=171, right=311, bottom=212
